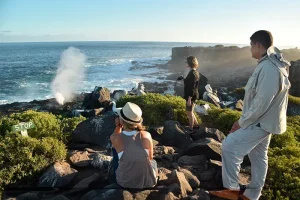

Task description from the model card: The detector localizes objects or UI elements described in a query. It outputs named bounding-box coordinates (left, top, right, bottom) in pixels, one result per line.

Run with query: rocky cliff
left=167, top=45, right=300, bottom=88
left=289, top=60, right=300, bottom=97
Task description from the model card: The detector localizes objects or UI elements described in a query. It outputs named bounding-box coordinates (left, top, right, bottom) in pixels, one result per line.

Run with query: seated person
left=109, top=102, right=158, bottom=189
left=203, top=84, right=221, bottom=107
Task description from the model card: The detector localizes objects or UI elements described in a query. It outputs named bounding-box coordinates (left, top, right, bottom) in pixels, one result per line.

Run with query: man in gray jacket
left=210, top=30, right=291, bottom=200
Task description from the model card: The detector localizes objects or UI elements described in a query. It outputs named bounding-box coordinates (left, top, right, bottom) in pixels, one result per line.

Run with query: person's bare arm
left=140, top=131, right=154, bottom=160
left=110, top=117, right=123, bottom=152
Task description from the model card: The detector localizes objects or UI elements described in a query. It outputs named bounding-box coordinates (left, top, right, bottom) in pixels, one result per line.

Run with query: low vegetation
left=0, top=111, right=85, bottom=190
left=0, top=93, right=299, bottom=199
left=117, top=93, right=201, bottom=126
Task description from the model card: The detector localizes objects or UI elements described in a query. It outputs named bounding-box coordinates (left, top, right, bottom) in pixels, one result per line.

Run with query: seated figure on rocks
left=109, top=102, right=158, bottom=189
left=203, top=84, right=221, bottom=107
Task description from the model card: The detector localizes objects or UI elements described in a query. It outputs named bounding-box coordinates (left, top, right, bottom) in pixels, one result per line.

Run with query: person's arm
left=110, top=117, right=123, bottom=148
left=140, top=131, right=154, bottom=160
left=238, top=65, right=280, bottom=129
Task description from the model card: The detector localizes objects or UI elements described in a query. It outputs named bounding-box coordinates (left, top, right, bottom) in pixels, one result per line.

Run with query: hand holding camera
left=177, top=75, right=184, bottom=81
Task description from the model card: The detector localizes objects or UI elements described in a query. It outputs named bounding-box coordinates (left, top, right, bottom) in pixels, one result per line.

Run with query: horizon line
left=0, top=40, right=298, bottom=49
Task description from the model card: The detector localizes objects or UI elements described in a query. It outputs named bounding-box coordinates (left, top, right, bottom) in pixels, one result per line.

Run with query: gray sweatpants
left=222, top=125, right=271, bottom=200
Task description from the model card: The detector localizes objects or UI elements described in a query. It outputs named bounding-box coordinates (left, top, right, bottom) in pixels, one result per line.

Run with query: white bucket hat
left=115, top=102, right=143, bottom=125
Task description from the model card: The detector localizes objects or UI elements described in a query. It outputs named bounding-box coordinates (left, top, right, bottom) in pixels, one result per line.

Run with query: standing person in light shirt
left=210, top=30, right=291, bottom=200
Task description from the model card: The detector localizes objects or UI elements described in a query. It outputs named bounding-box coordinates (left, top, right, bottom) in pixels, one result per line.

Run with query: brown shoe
left=209, top=189, right=240, bottom=200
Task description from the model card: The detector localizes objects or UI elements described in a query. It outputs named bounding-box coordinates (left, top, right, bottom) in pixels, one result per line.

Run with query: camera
left=177, top=75, right=184, bottom=81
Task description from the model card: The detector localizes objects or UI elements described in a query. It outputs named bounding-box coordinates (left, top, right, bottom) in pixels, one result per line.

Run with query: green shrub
left=9, top=110, right=61, bottom=139
left=0, top=110, right=85, bottom=143
left=0, top=134, right=67, bottom=189
left=289, top=95, right=300, bottom=106
left=60, top=115, right=86, bottom=143
left=201, top=108, right=241, bottom=134
left=117, top=93, right=201, bottom=126
left=262, top=146, right=300, bottom=200
left=195, top=99, right=218, bottom=109
left=270, top=116, right=300, bottom=148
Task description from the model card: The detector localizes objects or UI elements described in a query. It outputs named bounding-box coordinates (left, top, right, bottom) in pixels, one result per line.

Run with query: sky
left=0, top=0, right=300, bottom=46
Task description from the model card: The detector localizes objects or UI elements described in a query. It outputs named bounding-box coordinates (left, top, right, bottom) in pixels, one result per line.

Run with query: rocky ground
left=2, top=113, right=251, bottom=200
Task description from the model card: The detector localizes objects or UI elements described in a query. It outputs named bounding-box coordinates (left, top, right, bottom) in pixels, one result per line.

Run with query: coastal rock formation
left=289, top=60, right=300, bottom=97
left=167, top=46, right=300, bottom=88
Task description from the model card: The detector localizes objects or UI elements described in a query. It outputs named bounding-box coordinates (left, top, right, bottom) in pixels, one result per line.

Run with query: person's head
left=116, top=102, right=145, bottom=131
left=250, top=30, right=273, bottom=59
left=186, top=56, right=199, bottom=69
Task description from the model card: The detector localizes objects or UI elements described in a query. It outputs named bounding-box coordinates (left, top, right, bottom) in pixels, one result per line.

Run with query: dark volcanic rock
left=189, top=189, right=210, bottom=200
left=166, top=170, right=193, bottom=198
left=73, top=173, right=100, bottom=189
left=72, top=114, right=116, bottom=148
left=289, top=60, right=300, bottom=97
left=178, top=168, right=200, bottom=188
left=162, top=120, right=192, bottom=149
left=38, top=161, right=78, bottom=188
left=177, top=155, right=207, bottom=167
left=80, top=189, right=133, bottom=200
left=190, top=128, right=225, bottom=143
left=16, top=192, right=41, bottom=200
left=68, top=150, right=92, bottom=167
left=185, top=138, right=222, bottom=161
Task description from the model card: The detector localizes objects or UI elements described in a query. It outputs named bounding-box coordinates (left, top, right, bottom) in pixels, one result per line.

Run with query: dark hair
left=186, top=56, right=198, bottom=68
left=250, top=30, right=273, bottom=49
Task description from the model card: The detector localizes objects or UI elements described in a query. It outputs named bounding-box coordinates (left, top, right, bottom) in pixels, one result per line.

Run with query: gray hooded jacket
left=238, top=46, right=291, bottom=134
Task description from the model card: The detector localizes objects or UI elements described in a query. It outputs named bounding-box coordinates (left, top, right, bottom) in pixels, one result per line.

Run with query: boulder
left=162, top=154, right=178, bottom=162
left=73, top=173, right=100, bottom=189
left=163, top=146, right=177, bottom=154
left=90, top=152, right=112, bottom=170
left=188, top=189, right=210, bottom=200
left=16, top=192, right=41, bottom=200
left=158, top=167, right=172, bottom=185
left=133, top=190, right=161, bottom=200
left=168, top=183, right=181, bottom=197
left=208, top=160, right=222, bottom=171
left=162, top=120, right=192, bottom=149
left=177, top=155, right=207, bottom=167
left=178, top=168, right=200, bottom=188
left=190, top=128, right=225, bottom=143
left=197, top=169, right=216, bottom=182
left=80, top=189, right=133, bottom=200
left=148, top=126, right=164, bottom=141
left=47, top=195, right=70, bottom=200
left=185, top=138, right=222, bottom=161
left=166, top=170, right=193, bottom=198
left=72, top=114, right=116, bottom=148
left=68, top=150, right=92, bottom=167
left=164, top=192, right=180, bottom=200
left=38, top=161, right=78, bottom=188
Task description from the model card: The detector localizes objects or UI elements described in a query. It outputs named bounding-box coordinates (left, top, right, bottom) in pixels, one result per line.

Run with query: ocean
left=0, top=41, right=223, bottom=105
